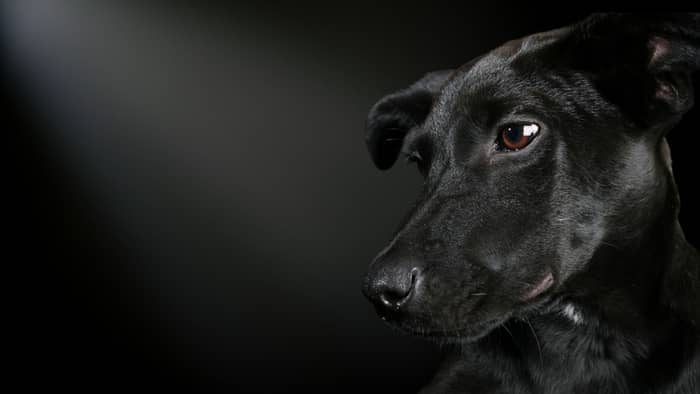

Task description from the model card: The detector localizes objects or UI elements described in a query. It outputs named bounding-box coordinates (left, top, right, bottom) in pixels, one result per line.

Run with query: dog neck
left=559, top=139, right=699, bottom=326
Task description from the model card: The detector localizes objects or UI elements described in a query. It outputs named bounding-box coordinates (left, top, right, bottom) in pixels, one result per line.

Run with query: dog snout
left=363, top=251, right=423, bottom=315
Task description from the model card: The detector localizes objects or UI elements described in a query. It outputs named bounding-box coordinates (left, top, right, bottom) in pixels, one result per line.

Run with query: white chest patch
left=561, top=303, right=584, bottom=325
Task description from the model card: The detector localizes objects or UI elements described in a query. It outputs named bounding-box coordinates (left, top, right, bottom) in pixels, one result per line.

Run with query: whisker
left=502, top=323, right=516, bottom=344
left=525, top=318, right=543, bottom=366
left=502, top=278, right=537, bottom=287
left=600, top=240, right=621, bottom=250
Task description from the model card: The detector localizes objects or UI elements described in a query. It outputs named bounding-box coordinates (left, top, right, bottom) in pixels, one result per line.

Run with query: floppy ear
left=566, top=13, right=700, bottom=129
left=365, top=70, right=452, bottom=170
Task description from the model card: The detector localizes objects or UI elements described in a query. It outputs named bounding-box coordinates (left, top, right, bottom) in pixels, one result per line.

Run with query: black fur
left=362, top=13, right=700, bottom=393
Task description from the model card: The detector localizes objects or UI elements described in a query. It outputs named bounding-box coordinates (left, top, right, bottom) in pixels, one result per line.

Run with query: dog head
left=362, top=14, right=700, bottom=340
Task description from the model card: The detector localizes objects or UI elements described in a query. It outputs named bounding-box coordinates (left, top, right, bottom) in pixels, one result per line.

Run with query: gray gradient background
left=8, top=3, right=700, bottom=393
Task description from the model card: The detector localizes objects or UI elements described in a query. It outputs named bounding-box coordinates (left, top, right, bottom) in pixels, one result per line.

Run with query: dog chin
left=390, top=313, right=512, bottom=343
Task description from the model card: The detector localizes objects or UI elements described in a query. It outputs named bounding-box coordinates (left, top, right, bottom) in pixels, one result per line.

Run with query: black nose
left=363, top=252, right=422, bottom=314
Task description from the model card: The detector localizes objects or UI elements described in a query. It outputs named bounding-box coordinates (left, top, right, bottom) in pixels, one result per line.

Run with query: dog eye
left=497, top=123, right=539, bottom=151
left=404, top=151, right=423, bottom=164
left=404, top=151, right=429, bottom=176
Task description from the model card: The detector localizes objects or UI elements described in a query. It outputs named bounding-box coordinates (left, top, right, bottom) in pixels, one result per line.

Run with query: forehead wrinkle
left=494, top=26, right=573, bottom=62
left=492, top=37, right=526, bottom=59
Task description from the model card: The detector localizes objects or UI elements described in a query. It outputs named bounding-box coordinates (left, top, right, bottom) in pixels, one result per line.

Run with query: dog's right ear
left=563, top=13, right=700, bottom=130
left=365, top=70, right=452, bottom=170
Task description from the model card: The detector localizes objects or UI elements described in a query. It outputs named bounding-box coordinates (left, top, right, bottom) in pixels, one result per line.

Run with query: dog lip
left=523, top=272, right=554, bottom=301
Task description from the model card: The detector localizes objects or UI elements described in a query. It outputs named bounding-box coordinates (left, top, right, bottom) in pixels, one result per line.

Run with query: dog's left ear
left=366, top=70, right=452, bottom=170
left=565, top=13, right=700, bottom=130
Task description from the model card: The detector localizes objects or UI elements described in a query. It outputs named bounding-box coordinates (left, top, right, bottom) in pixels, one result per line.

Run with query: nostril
left=378, top=289, right=410, bottom=309
left=376, top=268, right=419, bottom=310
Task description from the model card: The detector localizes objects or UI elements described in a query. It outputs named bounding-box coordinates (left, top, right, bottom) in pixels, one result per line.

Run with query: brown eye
left=497, top=123, right=539, bottom=151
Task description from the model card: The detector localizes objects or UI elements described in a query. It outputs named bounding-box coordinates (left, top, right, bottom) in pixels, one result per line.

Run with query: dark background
left=7, top=4, right=699, bottom=393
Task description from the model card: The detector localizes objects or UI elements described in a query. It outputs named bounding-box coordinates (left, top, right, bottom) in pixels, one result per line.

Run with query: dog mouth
left=390, top=297, right=559, bottom=342
left=523, top=272, right=555, bottom=301
left=381, top=272, right=559, bottom=341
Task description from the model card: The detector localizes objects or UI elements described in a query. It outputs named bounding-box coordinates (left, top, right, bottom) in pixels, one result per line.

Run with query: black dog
left=362, top=14, right=700, bottom=393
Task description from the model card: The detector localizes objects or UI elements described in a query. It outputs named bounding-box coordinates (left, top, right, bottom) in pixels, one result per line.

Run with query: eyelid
left=403, top=150, right=423, bottom=162
left=495, top=119, right=541, bottom=136
left=403, top=135, right=432, bottom=158
left=401, top=143, right=421, bottom=157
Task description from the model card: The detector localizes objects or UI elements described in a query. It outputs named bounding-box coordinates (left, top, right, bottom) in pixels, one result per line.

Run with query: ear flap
left=366, top=70, right=452, bottom=169
left=567, top=13, right=700, bottom=129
